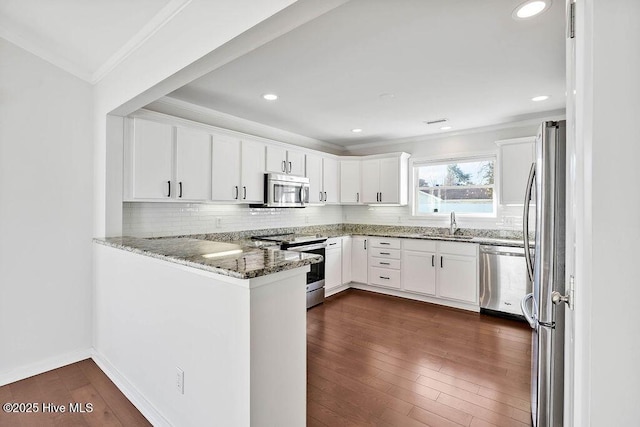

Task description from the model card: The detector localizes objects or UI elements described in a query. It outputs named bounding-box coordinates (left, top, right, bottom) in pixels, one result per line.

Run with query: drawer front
left=325, top=237, right=342, bottom=249
left=370, top=248, right=401, bottom=259
left=369, top=237, right=401, bottom=249
left=369, top=266, right=401, bottom=289
left=370, top=257, right=401, bottom=270
left=438, top=241, right=478, bottom=256
left=402, top=239, right=437, bottom=252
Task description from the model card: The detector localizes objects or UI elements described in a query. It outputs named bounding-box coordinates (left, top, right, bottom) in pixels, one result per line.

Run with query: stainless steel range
left=252, top=234, right=327, bottom=308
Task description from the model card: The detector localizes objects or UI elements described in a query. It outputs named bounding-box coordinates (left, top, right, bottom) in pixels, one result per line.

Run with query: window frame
left=410, top=153, right=498, bottom=218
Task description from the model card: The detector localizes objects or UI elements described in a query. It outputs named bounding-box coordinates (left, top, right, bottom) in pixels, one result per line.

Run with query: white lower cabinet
left=341, top=236, right=352, bottom=285
left=400, top=239, right=478, bottom=305
left=351, top=236, right=368, bottom=284
left=368, top=238, right=401, bottom=290
left=325, top=237, right=342, bottom=291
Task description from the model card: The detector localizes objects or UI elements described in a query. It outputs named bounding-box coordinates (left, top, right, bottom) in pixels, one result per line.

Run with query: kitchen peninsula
left=92, top=237, right=322, bottom=426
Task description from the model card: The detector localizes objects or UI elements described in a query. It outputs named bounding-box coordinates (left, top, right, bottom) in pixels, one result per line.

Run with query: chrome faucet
left=450, top=211, right=458, bottom=235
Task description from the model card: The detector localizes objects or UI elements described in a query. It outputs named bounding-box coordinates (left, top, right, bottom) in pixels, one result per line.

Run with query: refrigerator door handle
left=521, top=293, right=536, bottom=329
left=523, top=162, right=536, bottom=283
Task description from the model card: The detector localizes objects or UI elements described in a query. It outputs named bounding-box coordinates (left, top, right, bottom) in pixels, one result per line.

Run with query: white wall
left=582, top=0, right=640, bottom=424
left=0, top=38, right=93, bottom=384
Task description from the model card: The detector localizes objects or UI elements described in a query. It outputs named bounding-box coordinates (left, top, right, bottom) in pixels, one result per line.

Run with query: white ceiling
left=0, top=0, right=189, bottom=83
left=168, top=0, right=566, bottom=147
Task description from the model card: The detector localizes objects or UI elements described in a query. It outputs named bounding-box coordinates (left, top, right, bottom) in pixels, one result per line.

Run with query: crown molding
left=343, top=109, right=566, bottom=152
left=146, top=96, right=347, bottom=154
left=0, top=0, right=191, bottom=84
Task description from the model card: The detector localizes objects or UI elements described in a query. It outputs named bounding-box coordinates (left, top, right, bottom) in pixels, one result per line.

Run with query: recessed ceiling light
left=351, top=128, right=363, bottom=133
left=440, top=126, right=452, bottom=131
left=532, top=95, right=550, bottom=102
left=262, top=93, right=278, bottom=101
left=513, top=1, right=550, bottom=20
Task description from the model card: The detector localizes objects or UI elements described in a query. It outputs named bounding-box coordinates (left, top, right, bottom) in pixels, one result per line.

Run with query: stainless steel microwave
left=252, top=173, right=310, bottom=208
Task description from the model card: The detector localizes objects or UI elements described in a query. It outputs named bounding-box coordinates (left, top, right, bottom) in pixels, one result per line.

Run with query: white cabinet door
left=402, top=250, right=437, bottom=295
left=211, top=134, right=241, bottom=201
left=240, top=139, right=266, bottom=203
left=378, top=157, right=400, bottom=204
left=287, top=149, right=305, bottom=176
left=351, top=236, right=368, bottom=283
left=361, top=159, right=380, bottom=203
left=499, top=139, right=535, bottom=204
left=341, top=236, right=352, bottom=285
left=176, top=128, right=211, bottom=201
left=325, top=248, right=342, bottom=291
left=265, top=145, right=287, bottom=173
left=322, top=157, right=339, bottom=204
left=306, top=154, right=323, bottom=204
left=340, top=160, right=361, bottom=204
left=437, top=254, right=478, bottom=303
left=133, top=119, right=173, bottom=199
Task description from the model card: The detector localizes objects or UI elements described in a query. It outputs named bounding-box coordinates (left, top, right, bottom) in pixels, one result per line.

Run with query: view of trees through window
left=415, top=158, right=495, bottom=214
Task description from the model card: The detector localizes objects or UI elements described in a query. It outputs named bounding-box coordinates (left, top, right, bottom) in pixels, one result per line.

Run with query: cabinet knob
left=167, top=181, right=171, bottom=198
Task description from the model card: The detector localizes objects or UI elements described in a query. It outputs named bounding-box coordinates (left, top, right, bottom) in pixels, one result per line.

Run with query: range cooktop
left=251, top=234, right=326, bottom=245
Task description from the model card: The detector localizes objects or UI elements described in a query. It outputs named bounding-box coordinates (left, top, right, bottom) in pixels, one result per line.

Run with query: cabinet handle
left=282, top=160, right=286, bottom=172
left=380, top=252, right=391, bottom=255
left=380, top=242, right=391, bottom=245
left=379, top=192, right=382, bottom=202
left=324, top=191, right=327, bottom=201
left=178, top=182, right=183, bottom=198
left=441, top=256, right=443, bottom=268
left=432, top=255, right=435, bottom=267
left=319, top=191, right=323, bottom=201
left=235, top=186, right=239, bottom=200
left=380, top=276, right=390, bottom=280
left=380, top=262, right=390, bottom=265
left=167, top=181, right=171, bottom=197
left=356, top=192, right=359, bottom=203
left=329, top=242, right=337, bottom=246
left=243, top=186, right=247, bottom=200
left=288, top=161, right=292, bottom=173
left=364, top=240, right=367, bottom=250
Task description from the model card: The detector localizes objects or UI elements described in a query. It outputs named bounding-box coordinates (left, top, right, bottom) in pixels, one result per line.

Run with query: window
left=413, top=156, right=496, bottom=216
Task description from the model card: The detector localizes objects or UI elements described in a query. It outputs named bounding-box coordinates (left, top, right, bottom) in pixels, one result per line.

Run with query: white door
left=265, top=145, right=287, bottom=173
left=340, top=160, right=361, bottom=204
left=378, top=157, right=399, bottom=203
left=240, top=139, right=266, bottom=203
left=133, top=119, right=173, bottom=199
left=287, top=149, right=306, bottom=176
left=351, top=237, right=368, bottom=283
left=402, top=250, right=437, bottom=295
left=437, top=254, right=478, bottom=303
left=325, top=248, right=342, bottom=291
left=322, top=157, right=339, bottom=204
left=306, top=154, right=323, bottom=204
left=361, top=159, right=379, bottom=203
left=211, top=133, right=240, bottom=201
left=176, top=127, right=211, bottom=201
left=341, top=236, right=352, bottom=285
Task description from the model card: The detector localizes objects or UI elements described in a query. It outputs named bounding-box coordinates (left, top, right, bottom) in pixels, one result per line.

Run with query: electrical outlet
left=176, top=367, right=184, bottom=394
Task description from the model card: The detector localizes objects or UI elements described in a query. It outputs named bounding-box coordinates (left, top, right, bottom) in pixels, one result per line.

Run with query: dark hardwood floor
left=0, top=359, right=150, bottom=427
left=1, top=289, right=532, bottom=427
left=307, top=289, right=532, bottom=427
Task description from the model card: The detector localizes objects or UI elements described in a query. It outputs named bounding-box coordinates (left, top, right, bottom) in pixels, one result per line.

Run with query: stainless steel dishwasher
left=479, top=245, right=531, bottom=318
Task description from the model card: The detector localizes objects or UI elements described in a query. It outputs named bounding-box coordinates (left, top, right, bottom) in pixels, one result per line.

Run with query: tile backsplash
left=123, top=202, right=344, bottom=237
left=123, top=202, right=525, bottom=238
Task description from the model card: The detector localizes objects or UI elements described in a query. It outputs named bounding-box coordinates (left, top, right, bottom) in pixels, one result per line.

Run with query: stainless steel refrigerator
left=520, top=120, right=566, bottom=427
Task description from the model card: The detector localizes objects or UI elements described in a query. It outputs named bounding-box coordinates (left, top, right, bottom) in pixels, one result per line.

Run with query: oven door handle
left=287, top=243, right=327, bottom=252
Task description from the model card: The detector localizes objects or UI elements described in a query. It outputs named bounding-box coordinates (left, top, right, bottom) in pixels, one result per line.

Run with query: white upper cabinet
left=306, top=154, right=323, bottom=204
left=176, top=127, right=212, bottom=201
left=361, top=153, right=410, bottom=205
left=340, top=160, right=361, bottom=204
left=266, top=145, right=305, bottom=176
left=131, top=118, right=174, bottom=199
left=306, top=154, right=340, bottom=204
left=240, top=139, right=266, bottom=203
left=496, top=137, right=535, bottom=205
left=211, top=132, right=265, bottom=203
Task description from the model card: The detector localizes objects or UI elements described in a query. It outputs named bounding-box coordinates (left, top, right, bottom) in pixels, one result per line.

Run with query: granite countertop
left=94, top=237, right=322, bottom=279
left=344, top=231, right=528, bottom=247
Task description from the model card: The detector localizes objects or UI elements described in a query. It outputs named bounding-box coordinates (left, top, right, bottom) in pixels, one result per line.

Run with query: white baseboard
left=325, top=284, right=350, bottom=297
left=91, top=351, right=172, bottom=427
left=0, top=348, right=92, bottom=387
